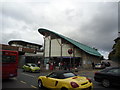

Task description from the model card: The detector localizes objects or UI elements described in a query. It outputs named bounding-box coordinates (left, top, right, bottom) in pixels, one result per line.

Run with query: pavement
left=39, top=66, right=100, bottom=74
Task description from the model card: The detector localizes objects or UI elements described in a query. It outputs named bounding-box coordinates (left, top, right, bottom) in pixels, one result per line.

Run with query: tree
left=108, top=38, right=120, bottom=62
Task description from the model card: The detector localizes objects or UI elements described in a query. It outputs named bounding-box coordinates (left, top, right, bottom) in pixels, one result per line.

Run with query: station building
left=38, top=28, right=102, bottom=69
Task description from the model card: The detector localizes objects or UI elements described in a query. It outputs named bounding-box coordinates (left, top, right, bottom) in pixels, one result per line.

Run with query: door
left=43, top=72, right=58, bottom=88
left=106, top=68, right=120, bottom=85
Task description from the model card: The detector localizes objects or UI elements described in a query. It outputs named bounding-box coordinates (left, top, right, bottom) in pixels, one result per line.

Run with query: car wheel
left=23, top=69, right=25, bottom=72
left=29, top=69, right=32, bottom=73
left=102, top=79, right=110, bottom=88
left=61, top=87, right=68, bottom=90
left=38, top=80, right=43, bottom=89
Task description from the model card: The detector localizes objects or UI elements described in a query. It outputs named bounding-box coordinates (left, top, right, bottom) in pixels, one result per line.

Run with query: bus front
left=2, top=50, right=18, bottom=79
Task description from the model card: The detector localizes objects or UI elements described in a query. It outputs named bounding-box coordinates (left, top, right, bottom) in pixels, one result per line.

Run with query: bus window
left=2, top=55, right=16, bottom=63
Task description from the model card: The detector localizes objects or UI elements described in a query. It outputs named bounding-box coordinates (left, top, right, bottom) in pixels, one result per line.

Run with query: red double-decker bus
left=1, top=50, right=18, bottom=79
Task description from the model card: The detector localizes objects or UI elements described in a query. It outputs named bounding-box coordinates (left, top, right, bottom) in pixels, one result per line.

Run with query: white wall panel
left=51, top=39, right=61, bottom=57
left=45, top=36, right=50, bottom=57
left=74, top=48, right=82, bottom=57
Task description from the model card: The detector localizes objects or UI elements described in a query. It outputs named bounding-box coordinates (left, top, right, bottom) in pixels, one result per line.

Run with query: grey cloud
left=64, top=2, right=118, bottom=52
left=2, top=31, right=22, bottom=44
left=2, top=2, right=36, bottom=25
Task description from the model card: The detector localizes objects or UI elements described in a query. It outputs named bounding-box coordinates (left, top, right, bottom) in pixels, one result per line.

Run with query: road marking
left=20, top=81, right=27, bottom=84
left=21, top=73, right=35, bottom=78
left=31, top=85, right=37, bottom=88
left=12, top=77, right=17, bottom=80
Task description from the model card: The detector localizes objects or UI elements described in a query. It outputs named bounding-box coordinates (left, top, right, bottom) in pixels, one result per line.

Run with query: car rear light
left=94, top=71, right=99, bottom=74
left=94, top=71, right=100, bottom=75
left=87, top=78, right=92, bottom=83
left=70, top=82, right=79, bottom=88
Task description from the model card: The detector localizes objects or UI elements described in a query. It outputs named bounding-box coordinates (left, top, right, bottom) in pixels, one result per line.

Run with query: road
left=2, top=69, right=120, bottom=90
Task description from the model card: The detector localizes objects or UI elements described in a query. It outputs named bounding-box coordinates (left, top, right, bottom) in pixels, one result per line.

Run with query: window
left=107, top=68, right=120, bottom=74
left=31, top=64, right=37, bottom=67
left=47, top=72, right=58, bottom=78
left=63, top=73, right=77, bottom=78
left=2, top=55, right=16, bottom=63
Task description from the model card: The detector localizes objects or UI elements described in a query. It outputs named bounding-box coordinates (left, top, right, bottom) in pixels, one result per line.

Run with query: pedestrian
left=92, top=62, right=95, bottom=69
left=61, top=62, right=64, bottom=70
left=67, top=63, right=70, bottom=71
left=37, top=60, right=41, bottom=67
left=46, top=62, right=49, bottom=70
left=50, top=62, right=54, bottom=70
left=53, top=61, right=56, bottom=70
left=58, top=62, right=61, bottom=70
left=64, top=62, right=67, bottom=70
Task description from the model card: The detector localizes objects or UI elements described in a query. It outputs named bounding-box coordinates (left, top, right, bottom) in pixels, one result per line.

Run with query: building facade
left=38, top=28, right=102, bottom=69
left=1, top=40, right=43, bottom=67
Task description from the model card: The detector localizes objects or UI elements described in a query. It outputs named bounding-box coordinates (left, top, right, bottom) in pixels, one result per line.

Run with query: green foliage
left=114, top=40, right=120, bottom=57
left=108, top=39, right=120, bottom=61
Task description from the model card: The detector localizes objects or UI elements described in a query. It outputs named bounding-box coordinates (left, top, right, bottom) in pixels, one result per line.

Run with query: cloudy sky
left=0, top=0, right=119, bottom=59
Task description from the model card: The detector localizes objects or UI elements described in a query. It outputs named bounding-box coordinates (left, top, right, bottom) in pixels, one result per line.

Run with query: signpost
left=68, top=49, right=73, bottom=70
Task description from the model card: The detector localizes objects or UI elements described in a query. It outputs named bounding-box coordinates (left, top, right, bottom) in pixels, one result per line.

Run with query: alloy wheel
left=38, top=80, right=43, bottom=88
left=102, top=79, right=110, bottom=88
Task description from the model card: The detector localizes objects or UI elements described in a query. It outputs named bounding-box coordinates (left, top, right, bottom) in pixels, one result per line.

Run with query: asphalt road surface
left=2, top=69, right=120, bottom=90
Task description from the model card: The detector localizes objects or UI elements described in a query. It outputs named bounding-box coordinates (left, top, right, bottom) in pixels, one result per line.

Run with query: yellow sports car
left=22, top=63, right=40, bottom=72
left=38, top=70, right=93, bottom=90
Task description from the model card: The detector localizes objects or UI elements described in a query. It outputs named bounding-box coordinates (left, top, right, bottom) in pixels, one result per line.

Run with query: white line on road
left=20, top=81, right=27, bottom=84
left=21, top=73, right=35, bottom=78
left=31, top=85, right=37, bottom=88
left=12, top=77, right=17, bottom=80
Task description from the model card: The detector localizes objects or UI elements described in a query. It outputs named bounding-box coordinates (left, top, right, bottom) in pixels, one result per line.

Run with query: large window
left=2, top=55, right=16, bottom=63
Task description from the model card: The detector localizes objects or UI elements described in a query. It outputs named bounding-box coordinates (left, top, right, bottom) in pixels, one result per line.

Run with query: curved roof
left=8, top=40, right=42, bottom=47
left=38, top=28, right=101, bottom=57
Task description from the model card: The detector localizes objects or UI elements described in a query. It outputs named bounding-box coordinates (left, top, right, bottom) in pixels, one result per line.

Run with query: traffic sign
left=68, top=49, right=73, bottom=54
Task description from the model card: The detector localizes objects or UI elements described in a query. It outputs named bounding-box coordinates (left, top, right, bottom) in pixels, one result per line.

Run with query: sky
left=0, top=0, right=119, bottom=59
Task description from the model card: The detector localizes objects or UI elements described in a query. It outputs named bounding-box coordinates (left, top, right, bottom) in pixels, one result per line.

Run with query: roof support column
left=43, top=36, right=45, bottom=65
left=73, top=47, right=75, bottom=68
left=60, top=43, right=62, bottom=61
left=49, top=35, right=51, bottom=61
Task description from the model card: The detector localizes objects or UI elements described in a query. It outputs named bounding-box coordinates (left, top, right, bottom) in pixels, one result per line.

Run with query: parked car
left=101, top=62, right=111, bottom=67
left=94, top=63, right=105, bottom=69
left=94, top=67, right=120, bottom=88
left=38, top=70, right=93, bottom=90
left=22, top=63, right=40, bottom=72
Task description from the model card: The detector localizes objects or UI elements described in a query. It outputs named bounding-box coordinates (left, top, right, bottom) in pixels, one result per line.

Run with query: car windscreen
left=31, top=64, right=37, bottom=67
left=63, top=72, right=77, bottom=78
left=95, top=64, right=101, bottom=65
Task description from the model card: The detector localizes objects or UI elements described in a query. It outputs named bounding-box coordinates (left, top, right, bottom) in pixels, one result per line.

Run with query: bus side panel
left=2, top=63, right=18, bottom=79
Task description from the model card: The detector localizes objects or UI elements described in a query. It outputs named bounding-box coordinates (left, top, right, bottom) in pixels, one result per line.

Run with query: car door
left=43, top=72, right=58, bottom=88
left=25, top=64, right=31, bottom=71
left=106, top=68, right=120, bottom=85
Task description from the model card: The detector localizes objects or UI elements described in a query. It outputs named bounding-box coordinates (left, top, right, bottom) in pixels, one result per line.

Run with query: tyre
left=23, top=69, right=25, bottom=72
left=61, top=87, right=68, bottom=90
left=38, top=80, right=44, bottom=89
left=29, top=69, right=32, bottom=73
left=102, top=79, right=111, bottom=88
